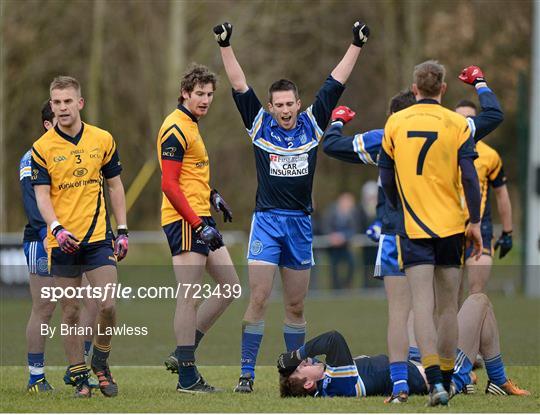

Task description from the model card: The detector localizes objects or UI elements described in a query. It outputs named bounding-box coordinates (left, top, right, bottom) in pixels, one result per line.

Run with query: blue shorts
left=374, top=234, right=405, bottom=279
left=23, top=240, right=50, bottom=277
left=247, top=209, right=313, bottom=270
left=465, top=222, right=493, bottom=259
left=50, top=240, right=116, bottom=278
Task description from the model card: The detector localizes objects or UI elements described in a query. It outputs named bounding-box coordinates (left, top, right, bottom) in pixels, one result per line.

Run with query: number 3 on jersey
left=407, top=131, right=438, bottom=175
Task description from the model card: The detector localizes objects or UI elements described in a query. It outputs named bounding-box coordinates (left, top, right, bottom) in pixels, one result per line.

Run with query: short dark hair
left=268, top=79, right=299, bottom=103
left=389, top=89, right=416, bottom=115
left=178, top=63, right=217, bottom=104
left=279, top=372, right=313, bottom=398
left=413, top=60, right=446, bottom=98
left=41, top=100, right=54, bottom=130
left=455, top=99, right=477, bottom=112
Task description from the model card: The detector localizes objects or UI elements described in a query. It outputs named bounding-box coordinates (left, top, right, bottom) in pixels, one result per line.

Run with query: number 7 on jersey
left=407, top=131, right=438, bottom=175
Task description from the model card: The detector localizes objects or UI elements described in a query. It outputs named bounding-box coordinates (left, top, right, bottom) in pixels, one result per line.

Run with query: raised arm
left=330, top=21, right=369, bottom=84
left=458, top=65, right=504, bottom=142
left=213, top=23, right=249, bottom=93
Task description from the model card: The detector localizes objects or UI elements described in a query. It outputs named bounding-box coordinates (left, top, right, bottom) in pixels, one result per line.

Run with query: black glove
left=352, top=20, right=370, bottom=47
left=494, top=231, right=512, bottom=259
left=213, top=22, right=233, bottom=47
left=210, top=189, right=233, bottom=222
left=277, top=351, right=302, bottom=375
left=195, top=223, right=224, bottom=251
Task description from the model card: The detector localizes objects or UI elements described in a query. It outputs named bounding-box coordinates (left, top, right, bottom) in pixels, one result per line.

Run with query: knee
left=468, top=292, right=490, bottom=307
left=62, top=302, right=80, bottom=324
left=249, top=289, right=271, bottom=310
left=99, top=304, right=116, bottom=320
left=285, top=300, right=304, bottom=319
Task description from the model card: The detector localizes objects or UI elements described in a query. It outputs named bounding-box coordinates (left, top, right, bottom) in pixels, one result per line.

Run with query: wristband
left=117, top=227, right=129, bottom=236
left=50, top=220, right=61, bottom=232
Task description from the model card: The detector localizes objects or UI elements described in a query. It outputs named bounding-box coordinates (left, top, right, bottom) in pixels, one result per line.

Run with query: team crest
left=250, top=240, right=263, bottom=255
left=37, top=257, right=48, bottom=274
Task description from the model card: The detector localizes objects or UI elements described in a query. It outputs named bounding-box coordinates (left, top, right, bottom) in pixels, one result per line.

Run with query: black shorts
left=163, top=217, right=217, bottom=257
left=398, top=233, right=465, bottom=269
left=50, top=240, right=116, bottom=278
left=465, top=221, right=493, bottom=259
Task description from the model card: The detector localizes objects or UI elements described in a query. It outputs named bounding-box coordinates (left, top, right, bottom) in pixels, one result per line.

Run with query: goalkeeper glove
left=213, top=22, right=233, bottom=47
left=210, top=189, right=233, bottom=222
left=458, top=65, right=486, bottom=87
left=51, top=223, right=79, bottom=254
left=366, top=220, right=382, bottom=243
left=277, top=350, right=302, bottom=375
left=331, top=106, right=356, bottom=124
left=195, top=223, right=224, bottom=251
left=114, top=228, right=129, bottom=261
left=494, top=230, right=512, bottom=259
left=352, top=20, right=370, bottom=47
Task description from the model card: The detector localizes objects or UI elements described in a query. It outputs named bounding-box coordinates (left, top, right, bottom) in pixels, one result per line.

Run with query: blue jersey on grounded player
left=20, top=150, right=47, bottom=243
left=323, top=86, right=504, bottom=236
left=232, top=76, right=345, bottom=213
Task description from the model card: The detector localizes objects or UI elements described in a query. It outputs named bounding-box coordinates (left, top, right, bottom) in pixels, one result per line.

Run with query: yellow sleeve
left=31, top=142, right=47, bottom=169
left=381, top=117, right=395, bottom=160
left=488, top=151, right=503, bottom=182
left=102, top=133, right=117, bottom=166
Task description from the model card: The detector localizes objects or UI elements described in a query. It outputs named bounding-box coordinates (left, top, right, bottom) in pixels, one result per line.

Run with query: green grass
left=1, top=294, right=538, bottom=412
left=0, top=366, right=538, bottom=412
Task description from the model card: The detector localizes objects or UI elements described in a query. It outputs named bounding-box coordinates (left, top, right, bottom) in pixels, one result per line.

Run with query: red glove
left=331, top=106, right=356, bottom=124
left=114, top=229, right=129, bottom=261
left=458, top=65, right=486, bottom=86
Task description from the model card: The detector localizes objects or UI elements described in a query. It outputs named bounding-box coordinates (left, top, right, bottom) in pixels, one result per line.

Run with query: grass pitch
left=1, top=293, right=538, bottom=412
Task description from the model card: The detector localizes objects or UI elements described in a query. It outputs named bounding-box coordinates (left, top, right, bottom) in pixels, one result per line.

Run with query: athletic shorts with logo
left=374, top=234, right=405, bottom=279
left=247, top=209, right=313, bottom=270
left=50, top=240, right=116, bottom=277
left=398, top=233, right=465, bottom=269
left=23, top=240, right=50, bottom=277
left=163, top=216, right=217, bottom=257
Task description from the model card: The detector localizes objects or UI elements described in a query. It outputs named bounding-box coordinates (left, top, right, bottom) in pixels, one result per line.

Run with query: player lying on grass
left=277, top=293, right=530, bottom=398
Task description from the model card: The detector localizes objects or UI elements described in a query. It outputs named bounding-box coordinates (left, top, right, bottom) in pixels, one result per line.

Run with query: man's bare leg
left=54, top=276, right=84, bottom=365
left=80, top=274, right=98, bottom=362
left=172, top=252, right=206, bottom=388
left=384, top=277, right=412, bottom=399
left=466, top=255, right=492, bottom=294
left=281, top=267, right=310, bottom=351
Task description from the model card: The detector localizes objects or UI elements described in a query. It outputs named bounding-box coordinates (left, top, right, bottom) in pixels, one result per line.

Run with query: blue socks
left=176, top=345, right=197, bottom=388
left=28, top=352, right=45, bottom=384
left=390, top=362, right=409, bottom=395
left=485, top=354, right=507, bottom=386
left=283, top=322, right=306, bottom=351
left=453, top=349, right=473, bottom=392
left=408, top=346, right=421, bottom=362
left=241, top=321, right=265, bottom=379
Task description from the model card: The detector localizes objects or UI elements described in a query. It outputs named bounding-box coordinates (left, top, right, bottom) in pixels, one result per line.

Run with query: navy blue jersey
left=232, top=76, right=345, bottom=213
left=20, top=150, right=47, bottom=242
left=323, top=126, right=404, bottom=235
left=297, top=331, right=426, bottom=397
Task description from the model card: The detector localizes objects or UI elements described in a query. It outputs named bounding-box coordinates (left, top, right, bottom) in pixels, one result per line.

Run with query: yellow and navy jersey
left=464, top=141, right=506, bottom=222
left=31, top=123, right=122, bottom=248
left=379, top=99, right=477, bottom=239
left=157, top=105, right=211, bottom=226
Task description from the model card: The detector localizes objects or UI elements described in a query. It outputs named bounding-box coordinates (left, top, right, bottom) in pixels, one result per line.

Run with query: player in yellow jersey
left=455, top=100, right=513, bottom=296
left=157, top=64, right=240, bottom=393
left=379, top=61, right=482, bottom=406
left=32, top=76, right=128, bottom=398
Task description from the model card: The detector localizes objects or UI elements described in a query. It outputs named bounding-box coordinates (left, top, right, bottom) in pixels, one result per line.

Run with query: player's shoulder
left=32, top=128, right=56, bottom=152
left=84, top=122, right=114, bottom=141
left=20, top=149, right=32, bottom=170
left=159, top=109, right=192, bottom=137
left=476, top=140, right=500, bottom=159
left=441, top=106, right=469, bottom=129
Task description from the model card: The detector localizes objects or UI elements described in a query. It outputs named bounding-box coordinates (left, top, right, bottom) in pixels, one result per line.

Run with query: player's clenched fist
left=458, top=65, right=486, bottom=86
left=213, top=22, right=233, bottom=47
left=114, top=228, right=129, bottom=261
left=352, top=20, right=369, bottom=47
left=195, top=223, right=224, bottom=251
left=52, top=224, right=80, bottom=254
left=331, top=106, right=356, bottom=124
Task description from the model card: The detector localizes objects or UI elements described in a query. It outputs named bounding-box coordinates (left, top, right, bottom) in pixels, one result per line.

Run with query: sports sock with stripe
left=28, top=352, right=45, bottom=384
left=91, top=342, right=111, bottom=369
left=84, top=341, right=92, bottom=361
left=440, top=357, right=455, bottom=392
left=452, top=349, right=473, bottom=392
left=176, top=345, right=197, bottom=388
left=241, top=320, right=264, bottom=379
left=283, top=322, right=306, bottom=351
left=484, top=354, right=507, bottom=386
left=390, top=361, right=409, bottom=395
left=408, top=346, right=421, bottom=362
left=422, top=354, right=443, bottom=388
